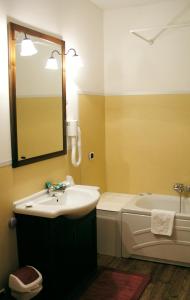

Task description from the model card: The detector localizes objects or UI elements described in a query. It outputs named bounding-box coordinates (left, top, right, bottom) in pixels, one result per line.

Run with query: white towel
left=151, top=209, right=175, bottom=236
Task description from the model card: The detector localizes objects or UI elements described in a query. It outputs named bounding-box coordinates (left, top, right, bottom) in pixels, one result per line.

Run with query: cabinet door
left=16, top=214, right=51, bottom=271
left=49, top=216, right=77, bottom=297
left=76, top=209, right=97, bottom=280
left=16, top=215, right=54, bottom=299
left=49, top=211, right=97, bottom=297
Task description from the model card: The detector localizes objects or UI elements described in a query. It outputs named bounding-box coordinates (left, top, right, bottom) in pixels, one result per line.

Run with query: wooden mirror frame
left=8, top=22, right=67, bottom=168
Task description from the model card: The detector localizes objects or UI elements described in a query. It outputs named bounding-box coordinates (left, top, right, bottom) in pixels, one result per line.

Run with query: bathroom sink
left=13, top=185, right=100, bottom=218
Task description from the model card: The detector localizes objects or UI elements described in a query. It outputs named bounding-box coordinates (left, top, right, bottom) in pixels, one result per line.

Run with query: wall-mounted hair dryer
left=67, top=120, right=82, bottom=167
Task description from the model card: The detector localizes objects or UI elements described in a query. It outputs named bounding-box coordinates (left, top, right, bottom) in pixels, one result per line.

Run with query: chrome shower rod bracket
left=130, top=31, right=154, bottom=45
left=130, top=22, right=190, bottom=45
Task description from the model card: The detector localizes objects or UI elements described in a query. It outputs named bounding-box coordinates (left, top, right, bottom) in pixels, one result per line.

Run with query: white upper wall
left=0, top=0, right=11, bottom=164
left=0, top=0, right=104, bottom=164
left=90, top=0, right=171, bottom=10
left=104, top=0, right=190, bottom=95
left=61, top=0, right=104, bottom=94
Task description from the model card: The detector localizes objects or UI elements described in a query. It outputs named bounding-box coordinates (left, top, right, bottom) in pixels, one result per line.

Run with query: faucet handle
left=173, top=183, right=184, bottom=193
left=47, top=185, right=55, bottom=196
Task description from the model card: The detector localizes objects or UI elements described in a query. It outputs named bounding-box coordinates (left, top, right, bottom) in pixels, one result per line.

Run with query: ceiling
left=89, top=0, right=170, bottom=10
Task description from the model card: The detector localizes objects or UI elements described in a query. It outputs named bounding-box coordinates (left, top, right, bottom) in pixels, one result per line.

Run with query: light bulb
left=45, top=57, right=58, bottom=70
left=20, top=37, right=37, bottom=56
left=66, top=55, right=83, bottom=79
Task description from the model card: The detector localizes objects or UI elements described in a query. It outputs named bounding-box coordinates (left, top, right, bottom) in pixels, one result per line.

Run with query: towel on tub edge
left=151, top=209, right=175, bottom=236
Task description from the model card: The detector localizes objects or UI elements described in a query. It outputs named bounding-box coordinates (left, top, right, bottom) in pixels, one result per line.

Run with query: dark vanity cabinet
left=15, top=209, right=97, bottom=300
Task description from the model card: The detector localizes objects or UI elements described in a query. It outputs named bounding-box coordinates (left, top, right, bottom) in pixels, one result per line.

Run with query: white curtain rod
left=130, top=22, right=190, bottom=33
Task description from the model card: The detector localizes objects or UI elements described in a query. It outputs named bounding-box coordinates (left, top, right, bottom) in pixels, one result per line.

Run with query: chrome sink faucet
left=46, top=182, right=69, bottom=196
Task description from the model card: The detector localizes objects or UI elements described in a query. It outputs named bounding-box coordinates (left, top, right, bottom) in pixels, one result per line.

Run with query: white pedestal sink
left=13, top=185, right=100, bottom=218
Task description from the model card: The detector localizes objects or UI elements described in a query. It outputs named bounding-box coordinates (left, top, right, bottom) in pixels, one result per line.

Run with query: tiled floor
left=80, top=254, right=190, bottom=300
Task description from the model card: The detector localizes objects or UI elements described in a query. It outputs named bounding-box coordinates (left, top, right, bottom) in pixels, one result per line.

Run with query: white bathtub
left=122, top=193, right=190, bottom=265
left=123, top=193, right=190, bottom=217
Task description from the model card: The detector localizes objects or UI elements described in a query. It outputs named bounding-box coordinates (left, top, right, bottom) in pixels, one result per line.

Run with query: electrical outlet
left=88, top=152, right=95, bottom=160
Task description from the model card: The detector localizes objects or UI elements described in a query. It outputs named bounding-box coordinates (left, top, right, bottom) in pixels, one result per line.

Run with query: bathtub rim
left=122, top=193, right=190, bottom=220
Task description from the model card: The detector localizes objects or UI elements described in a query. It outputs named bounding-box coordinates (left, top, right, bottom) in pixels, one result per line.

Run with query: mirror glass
left=9, top=23, right=66, bottom=167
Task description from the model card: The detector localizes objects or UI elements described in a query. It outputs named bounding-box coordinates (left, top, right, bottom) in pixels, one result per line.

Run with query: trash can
left=9, top=266, right=42, bottom=300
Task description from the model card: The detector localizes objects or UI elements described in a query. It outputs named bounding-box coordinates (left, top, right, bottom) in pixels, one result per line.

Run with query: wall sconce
left=45, top=48, right=79, bottom=70
left=20, top=33, right=38, bottom=56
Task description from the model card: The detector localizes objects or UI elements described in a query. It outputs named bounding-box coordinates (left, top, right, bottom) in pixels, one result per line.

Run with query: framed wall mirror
left=8, top=22, right=67, bottom=168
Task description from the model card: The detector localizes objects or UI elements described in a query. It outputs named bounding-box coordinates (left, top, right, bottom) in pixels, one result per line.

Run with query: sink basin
left=13, top=185, right=100, bottom=218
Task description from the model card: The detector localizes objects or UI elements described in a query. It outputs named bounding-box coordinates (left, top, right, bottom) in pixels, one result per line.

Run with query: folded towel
left=151, top=209, right=175, bottom=236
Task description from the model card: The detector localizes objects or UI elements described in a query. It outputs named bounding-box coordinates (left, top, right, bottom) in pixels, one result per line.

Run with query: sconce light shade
left=45, top=57, right=58, bottom=70
left=20, top=37, right=38, bottom=56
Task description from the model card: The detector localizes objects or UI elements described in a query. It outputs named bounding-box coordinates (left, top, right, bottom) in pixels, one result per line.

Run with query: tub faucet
left=173, top=183, right=184, bottom=193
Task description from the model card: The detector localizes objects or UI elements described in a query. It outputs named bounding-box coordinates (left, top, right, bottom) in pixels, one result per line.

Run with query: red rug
left=81, top=269, right=150, bottom=300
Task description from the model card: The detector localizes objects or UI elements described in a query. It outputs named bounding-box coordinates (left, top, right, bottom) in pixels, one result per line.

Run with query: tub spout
left=173, top=183, right=184, bottom=193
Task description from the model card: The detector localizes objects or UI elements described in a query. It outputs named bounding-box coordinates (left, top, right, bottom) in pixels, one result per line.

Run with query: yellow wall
left=17, top=97, right=63, bottom=159
left=105, top=94, right=190, bottom=194
left=3, top=92, right=190, bottom=286
left=79, top=94, right=106, bottom=191
left=0, top=94, right=105, bottom=288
